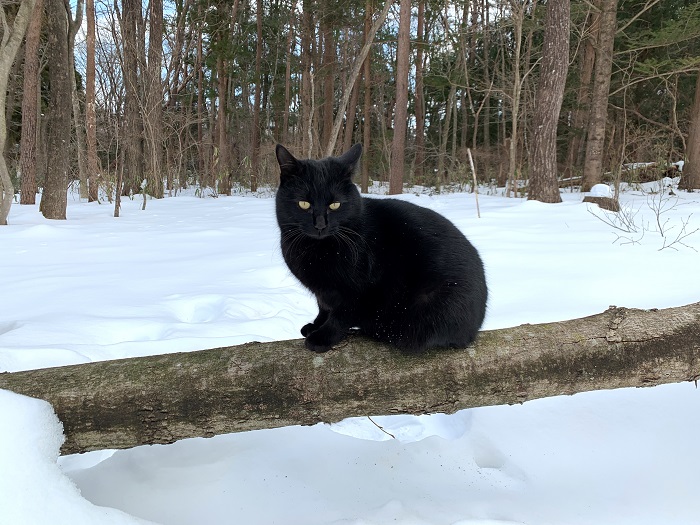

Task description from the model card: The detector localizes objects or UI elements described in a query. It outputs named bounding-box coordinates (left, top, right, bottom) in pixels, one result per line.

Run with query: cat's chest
left=283, top=238, right=369, bottom=288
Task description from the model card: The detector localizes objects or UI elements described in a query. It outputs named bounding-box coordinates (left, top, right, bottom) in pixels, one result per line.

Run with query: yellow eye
left=329, top=202, right=341, bottom=210
left=298, top=201, right=311, bottom=210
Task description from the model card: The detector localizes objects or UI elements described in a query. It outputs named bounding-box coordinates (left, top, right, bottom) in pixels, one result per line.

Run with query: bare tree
left=19, top=0, right=43, bottom=206
left=68, top=0, right=86, bottom=199
left=250, top=0, right=262, bottom=192
left=85, top=0, right=99, bottom=202
left=528, top=0, right=570, bottom=203
left=0, top=0, right=37, bottom=224
left=388, top=0, right=411, bottom=195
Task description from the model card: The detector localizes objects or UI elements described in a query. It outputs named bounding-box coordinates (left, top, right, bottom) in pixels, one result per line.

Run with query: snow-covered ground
left=1, top=181, right=699, bottom=525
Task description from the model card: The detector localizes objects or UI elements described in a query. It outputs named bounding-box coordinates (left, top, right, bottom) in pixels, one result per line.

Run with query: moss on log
left=1, top=303, right=699, bottom=455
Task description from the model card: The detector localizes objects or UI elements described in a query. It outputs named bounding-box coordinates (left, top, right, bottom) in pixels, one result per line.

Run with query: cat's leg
left=303, top=294, right=355, bottom=352
left=301, top=305, right=329, bottom=337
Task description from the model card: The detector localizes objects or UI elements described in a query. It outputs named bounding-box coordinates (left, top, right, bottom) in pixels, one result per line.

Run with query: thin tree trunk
left=300, top=1, right=313, bottom=157
left=565, top=2, right=598, bottom=177
left=678, top=68, right=700, bottom=190
left=85, top=0, right=99, bottom=202
left=323, top=0, right=392, bottom=158
left=414, top=0, right=426, bottom=183
left=581, top=0, right=619, bottom=191
left=528, top=0, right=569, bottom=203
left=342, top=81, right=361, bottom=152
left=321, top=14, right=335, bottom=154
left=0, top=0, right=37, bottom=224
left=250, top=0, right=263, bottom=192
left=19, top=0, right=43, bottom=206
left=2, top=303, right=699, bottom=456
left=68, top=0, right=87, bottom=199
left=282, top=3, right=294, bottom=146
left=145, top=0, right=164, bottom=199
left=360, top=0, right=373, bottom=193
left=40, top=0, right=72, bottom=220
left=506, top=1, right=525, bottom=198
left=388, top=0, right=411, bottom=195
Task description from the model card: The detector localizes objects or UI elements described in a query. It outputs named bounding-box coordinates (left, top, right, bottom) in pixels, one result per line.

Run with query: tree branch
left=1, top=303, right=699, bottom=456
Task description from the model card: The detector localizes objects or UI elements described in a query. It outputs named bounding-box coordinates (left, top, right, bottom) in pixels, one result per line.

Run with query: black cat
left=275, top=143, right=487, bottom=353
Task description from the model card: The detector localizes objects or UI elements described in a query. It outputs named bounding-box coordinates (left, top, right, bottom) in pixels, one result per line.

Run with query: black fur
left=275, top=143, right=487, bottom=353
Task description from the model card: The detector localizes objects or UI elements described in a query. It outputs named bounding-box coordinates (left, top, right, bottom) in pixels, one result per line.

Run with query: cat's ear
left=337, top=144, right=362, bottom=177
left=276, top=144, right=300, bottom=179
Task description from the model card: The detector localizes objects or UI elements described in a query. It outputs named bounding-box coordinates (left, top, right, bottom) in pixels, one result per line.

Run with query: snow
left=2, top=182, right=700, bottom=525
left=588, top=183, right=612, bottom=197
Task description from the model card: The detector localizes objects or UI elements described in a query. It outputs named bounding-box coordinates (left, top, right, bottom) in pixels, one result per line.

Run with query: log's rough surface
left=1, top=303, right=699, bottom=455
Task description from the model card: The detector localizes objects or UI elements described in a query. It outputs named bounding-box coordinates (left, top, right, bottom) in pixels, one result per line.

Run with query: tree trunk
left=565, top=1, right=598, bottom=177
left=388, top=0, right=411, bottom=195
left=0, top=0, right=37, bottom=224
left=250, top=0, right=262, bottom=192
left=1, top=303, right=699, bottom=456
left=360, top=0, right=372, bottom=194
left=85, top=0, right=99, bottom=202
left=145, top=0, right=164, bottom=199
left=68, top=0, right=86, bottom=200
left=121, top=0, right=144, bottom=196
left=19, top=0, right=43, bottom=206
left=321, top=13, right=335, bottom=155
left=581, top=0, right=618, bottom=192
left=414, top=0, right=426, bottom=184
left=300, top=1, right=313, bottom=157
left=282, top=3, right=294, bottom=146
left=40, top=0, right=73, bottom=220
left=528, top=0, right=569, bottom=203
left=678, top=68, right=700, bottom=190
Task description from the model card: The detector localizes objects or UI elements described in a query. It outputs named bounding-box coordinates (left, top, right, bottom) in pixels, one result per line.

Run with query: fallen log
left=1, top=303, right=699, bottom=455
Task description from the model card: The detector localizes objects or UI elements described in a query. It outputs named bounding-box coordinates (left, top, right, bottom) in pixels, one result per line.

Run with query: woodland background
left=0, top=0, right=699, bottom=225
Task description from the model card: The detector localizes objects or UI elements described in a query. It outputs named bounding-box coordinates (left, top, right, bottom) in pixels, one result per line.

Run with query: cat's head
left=275, top=144, right=363, bottom=239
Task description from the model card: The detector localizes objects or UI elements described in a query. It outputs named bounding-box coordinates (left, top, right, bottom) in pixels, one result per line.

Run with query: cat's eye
left=329, top=202, right=341, bottom=211
left=298, top=201, right=311, bottom=210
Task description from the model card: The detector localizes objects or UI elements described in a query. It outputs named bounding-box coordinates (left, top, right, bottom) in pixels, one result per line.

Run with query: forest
left=0, top=0, right=699, bottom=225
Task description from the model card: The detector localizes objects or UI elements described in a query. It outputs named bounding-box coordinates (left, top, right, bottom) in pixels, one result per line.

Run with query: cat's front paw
left=304, top=326, right=344, bottom=353
left=300, top=323, right=317, bottom=337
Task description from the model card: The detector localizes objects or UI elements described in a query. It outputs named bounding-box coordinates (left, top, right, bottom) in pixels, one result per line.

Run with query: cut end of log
left=583, top=196, right=621, bottom=212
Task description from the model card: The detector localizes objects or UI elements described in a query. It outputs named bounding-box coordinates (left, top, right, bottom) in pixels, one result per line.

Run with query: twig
left=467, top=148, right=481, bottom=219
left=367, top=416, right=396, bottom=439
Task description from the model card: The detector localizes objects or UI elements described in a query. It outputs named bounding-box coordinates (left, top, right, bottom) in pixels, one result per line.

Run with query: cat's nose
left=314, top=215, right=327, bottom=230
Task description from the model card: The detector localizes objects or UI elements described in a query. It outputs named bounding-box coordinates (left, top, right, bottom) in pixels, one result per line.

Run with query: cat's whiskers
left=334, top=227, right=365, bottom=265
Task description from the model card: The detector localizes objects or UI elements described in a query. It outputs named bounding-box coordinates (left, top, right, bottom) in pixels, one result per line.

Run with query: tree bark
left=250, top=0, right=262, bottom=193
left=414, top=0, right=426, bottom=184
left=85, top=0, right=99, bottom=202
left=19, top=0, right=43, bottom=206
left=581, top=0, right=618, bottom=191
left=1, top=303, right=698, bottom=456
left=528, top=0, right=569, bottom=203
left=120, top=0, right=144, bottom=196
left=0, top=0, right=38, bottom=224
left=388, top=0, right=411, bottom=195
left=145, top=0, right=164, bottom=198
left=40, top=0, right=73, bottom=220
left=678, top=68, right=700, bottom=191
left=68, top=0, right=86, bottom=200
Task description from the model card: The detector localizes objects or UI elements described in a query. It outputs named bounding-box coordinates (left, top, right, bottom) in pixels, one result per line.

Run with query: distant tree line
left=0, top=0, right=699, bottom=223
